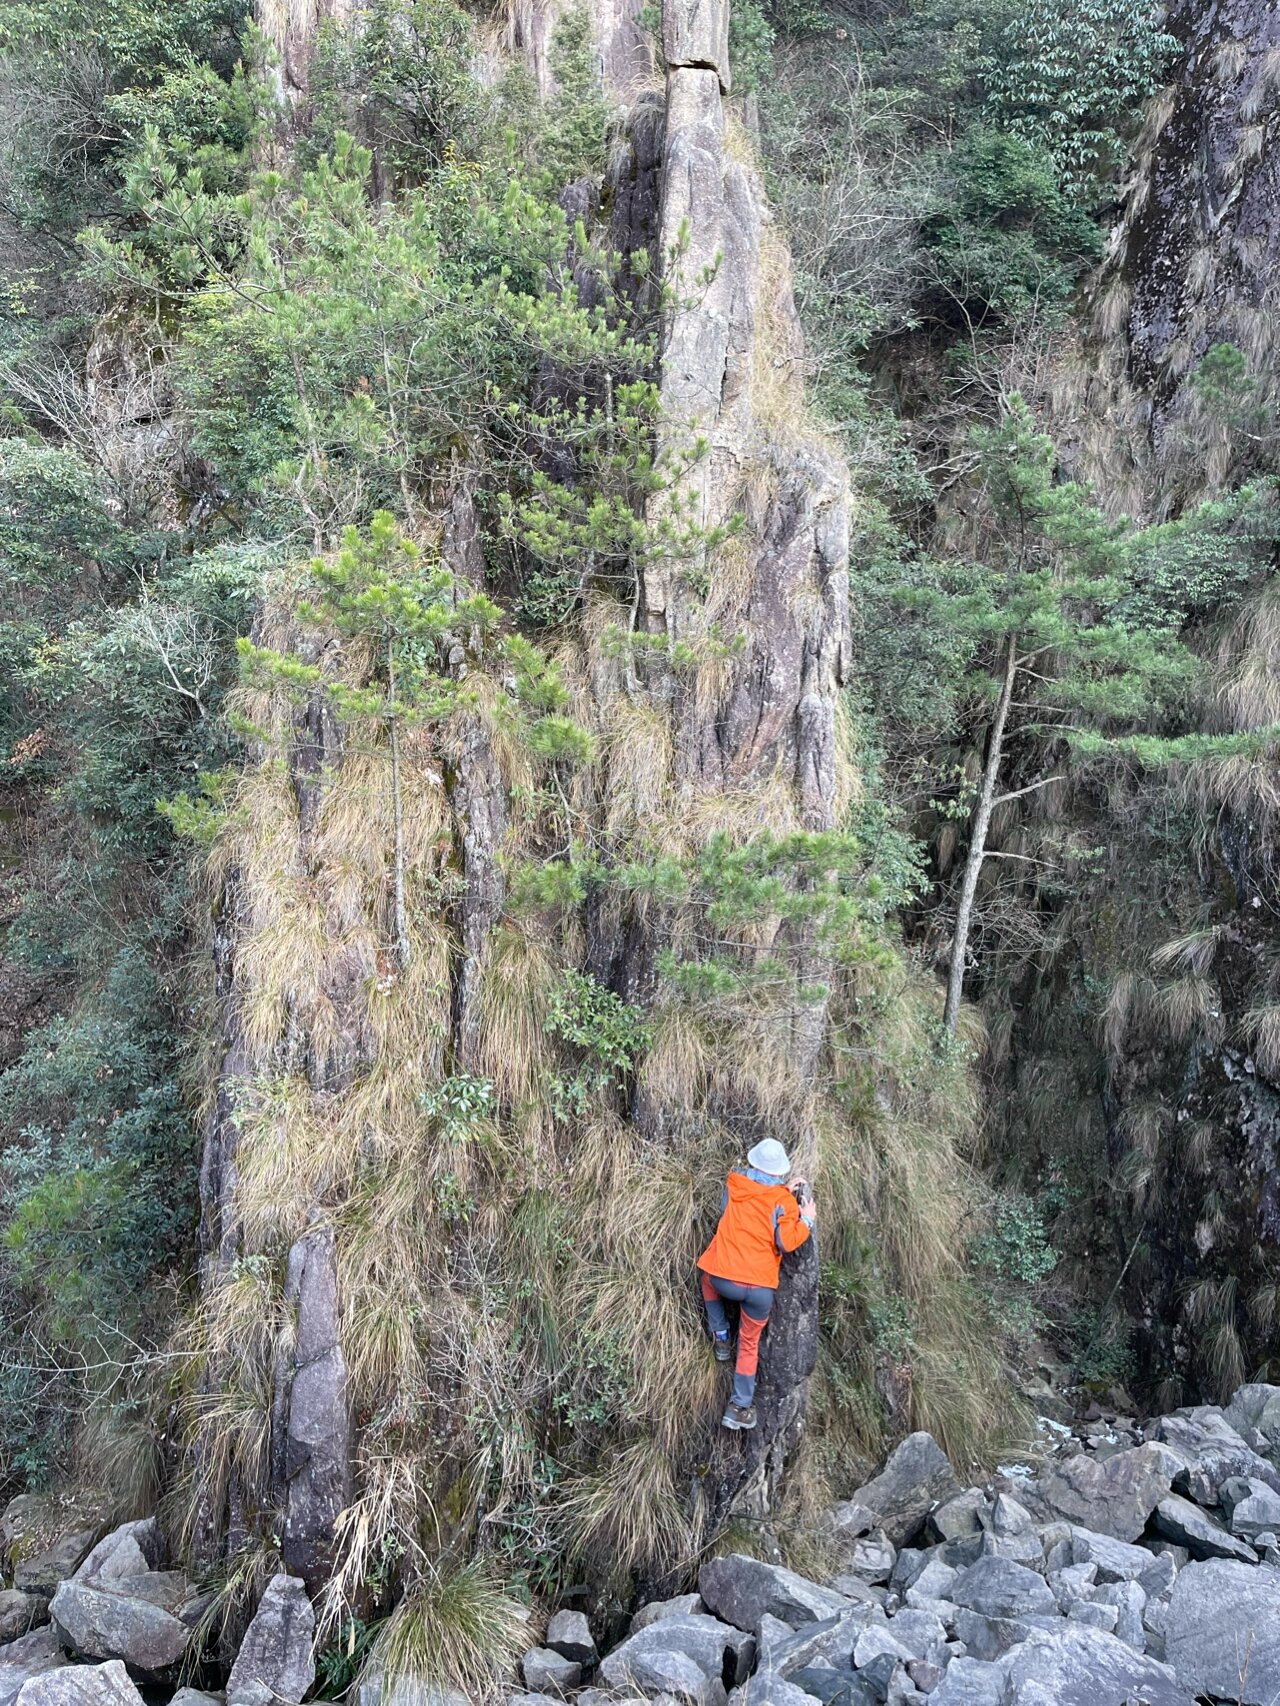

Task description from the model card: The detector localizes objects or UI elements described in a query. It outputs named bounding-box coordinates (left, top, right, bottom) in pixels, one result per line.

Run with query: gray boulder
left=632, top=1596, right=703, bottom=1633
left=933, top=1623, right=1191, bottom=1706
left=840, top=1534, right=894, bottom=1586
left=1067, top=1601, right=1118, bottom=1634
left=169, top=1693, right=225, bottom=1705
left=1153, top=1494, right=1258, bottom=1562
left=12, top=1534, right=97, bottom=1599
left=788, top=1667, right=878, bottom=1706
left=1221, top=1475, right=1280, bottom=1541
left=225, top=1574, right=315, bottom=1706
left=758, top=1608, right=880, bottom=1677
left=49, top=1579, right=194, bottom=1678
left=72, top=1522, right=165, bottom=1585
left=608, top=1648, right=725, bottom=1706
left=14, top=1662, right=144, bottom=1705
left=0, top=1600, right=45, bottom=1646
left=1224, top=1383, right=1280, bottom=1452
left=1026, top=1443, right=1178, bottom=1541
left=698, top=1557, right=851, bottom=1632
left=953, top=1609, right=1057, bottom=1662
left=727, top=1675, right=812, bottom=1706
left=1092, top=1581, right=1145, bottom=1652
left=830, top=1436, right=959, bottom=1549
left=927, top=1491, right=987, bottom=1542
left=1165, top=1559, right=1280, bottom=1705
left=0, top=1630, right=68, bottom=1706
left=1067, top=1527, right=1155, bottom=1584
left=521, top=1650, right=581, bottom=1696
left=546, top=1610, right=597, bottom=1667
left=950, top=1557, right=1057, bottom=1620
left=1047, top=1563, right=1096, bottom=1612
left=600, top=1615, right=754, bottom=1689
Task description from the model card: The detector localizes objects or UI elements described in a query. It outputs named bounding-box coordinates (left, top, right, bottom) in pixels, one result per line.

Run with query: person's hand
left=791, top=1175, right=813, bottom=1203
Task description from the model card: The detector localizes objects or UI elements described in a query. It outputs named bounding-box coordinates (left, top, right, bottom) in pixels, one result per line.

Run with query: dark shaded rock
left=1153, top=1493, right=1259, bottom=1562
left=1025, top=1444, right=1178, bottom=1541
left=1165, top=1559, right=1280, bottom=1704
left=830, top=1437, right=959, bottom=1549
left=698, top=1557, right=851, bottom=1633
left=225, top=1573, right=315, bottom=1706
left=789, top=1667, right=878, bottom=1706
left=12, top=1534, right=97, bottom=1599
left=0, top=1600, right=44, bottom=1646
left=522, top=1649, right=581, bottom=1697
left=546, top=1610, right=597, bottom=1667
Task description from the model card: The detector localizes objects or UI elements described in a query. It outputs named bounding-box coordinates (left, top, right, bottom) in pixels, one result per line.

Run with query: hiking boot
left=722, top=1401, right=757, bottom=1431
left=712, top=1332, right=733, bottom=1363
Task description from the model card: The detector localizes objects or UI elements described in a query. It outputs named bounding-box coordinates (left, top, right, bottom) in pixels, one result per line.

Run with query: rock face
left=1165, top=1559, right=1280, bottom=1704
left=225, top=1573, right=315, bottom=1706
left=1108, top=0, right=1280, bottom=446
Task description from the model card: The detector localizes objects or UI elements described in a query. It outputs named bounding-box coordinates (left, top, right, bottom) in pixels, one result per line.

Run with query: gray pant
left=702, top=1273, right=774, bottom=1405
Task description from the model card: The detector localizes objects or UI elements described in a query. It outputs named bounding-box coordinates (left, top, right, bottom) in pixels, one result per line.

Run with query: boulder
left=12, top=1535, right=97, bottom=1600
left=698, top=1557, right=851, bottom=1632
left=926, top=1491, right=987, bottom=1543
left=1026, top=1444, right=1178, bottom=1542
left=758, top=1608, right=880, bottom=1676
left=225, top=1574, right=315, bottom=1706
left=1047, top=1563, right=1097, bottom=1612
left=546, top=1610, right=597, bottom=1667
left=900, top=1560, right=955, bottom=1605
left=49, top=1579, right=194, bottom=1678
left=632, top=1596, right=703, bottom=1634
left=601, top=1616, right=754, bottom=1690
left=788, top=1666, right=878, bottom=1706
left=1067, top=1528, right=1155, bottom=1585
left=839, top=1534, right=894, bottom=1586
left=13, top=1662, right=145, bottom=1705
left=727, top=1676, right=812, bottom=1706
left=608, top=1648, right=726, bottom=1706
left=0, top=1630, right=68, bottom=1706
left=521, top=1649, right=581, bottom=1696
left=71, top=1522, right=165, bottom=1585
left=1067, top=1601, right=1118, bottom=1634
left=1221, top=1475, right=1280, bottom=1541
left=949, top=1557, right=1057, bottom=1620
left=1165, top=1559, right=1280, bottom=1705
left=830, top=1436, right=959, bottom=1549
left=852, top=1626, right=915, bottom=1668
left=0, top=1600, right=45, bottom=1646
left=1153, top=1494, right=1258, bottom=1562
left=1224, top=1383, right=1280, bottom=1453
left=169, top=1693, right=225, bottom=1705
left=932, top=1623, right=1191, bottom=1705
left=1092, top=1581, right=1145, bottom=1652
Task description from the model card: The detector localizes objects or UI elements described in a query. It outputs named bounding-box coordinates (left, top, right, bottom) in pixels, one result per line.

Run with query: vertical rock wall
left=194, top=0, right=850, bottom=1591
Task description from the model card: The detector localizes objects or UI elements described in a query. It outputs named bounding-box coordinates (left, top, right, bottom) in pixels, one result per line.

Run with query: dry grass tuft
left=560, top=1436, right=696, bottom=1578
left=476, top=924, right=556, bottom=1118
left=1244, top=1002, right=1280, bottom=1080
left=362, top=1559, right=529, bottom=1706
left=605, top=699, right=674, bottom=842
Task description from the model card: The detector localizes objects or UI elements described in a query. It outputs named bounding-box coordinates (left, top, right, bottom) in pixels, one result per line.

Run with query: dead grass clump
left=560, top=1436, right=695, bottom=1579
left=475, top=924, right=556, bottom=1117
left=605, top=699, right=674, bottom=843
left=361, top=1559, right=529, bottom=1706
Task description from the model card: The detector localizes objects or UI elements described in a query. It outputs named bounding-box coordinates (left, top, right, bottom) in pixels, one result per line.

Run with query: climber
left=698, top=1138, right=815, bottom=1433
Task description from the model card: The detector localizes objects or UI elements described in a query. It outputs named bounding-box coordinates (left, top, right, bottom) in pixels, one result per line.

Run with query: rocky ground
left=3, top=1384, right=1280, bottom=1703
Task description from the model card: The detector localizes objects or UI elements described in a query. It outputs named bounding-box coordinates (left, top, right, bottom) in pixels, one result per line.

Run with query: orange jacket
left=698, top=1170, right=811, bottom=1291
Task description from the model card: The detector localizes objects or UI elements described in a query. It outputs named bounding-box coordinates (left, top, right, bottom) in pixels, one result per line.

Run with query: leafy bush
left=971, top=1191, right=1058, bottom=1285
left=984, top=0, right=1178, bottom=192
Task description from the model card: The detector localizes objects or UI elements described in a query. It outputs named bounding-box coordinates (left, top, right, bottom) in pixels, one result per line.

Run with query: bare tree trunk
left=943, top=631, right=1019, bottom=1033
left=387, top=644, right=410, bottom=970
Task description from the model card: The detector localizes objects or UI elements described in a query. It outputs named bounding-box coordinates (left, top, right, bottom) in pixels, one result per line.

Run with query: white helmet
left=747, top=1139, right=791, bottom=1177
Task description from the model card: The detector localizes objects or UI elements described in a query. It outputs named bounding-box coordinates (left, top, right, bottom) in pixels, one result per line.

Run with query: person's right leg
left=722, top=1281, right=773, bottom=1428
